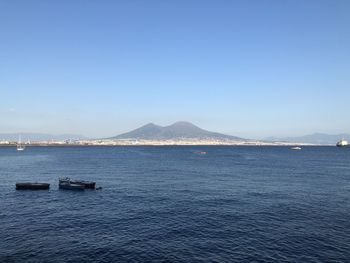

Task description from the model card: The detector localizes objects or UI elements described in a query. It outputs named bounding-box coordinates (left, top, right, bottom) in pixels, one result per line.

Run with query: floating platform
left=16, top=183, right=50, bottom=190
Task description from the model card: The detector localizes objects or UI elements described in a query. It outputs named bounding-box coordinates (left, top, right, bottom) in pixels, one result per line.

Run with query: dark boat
left=16, top=183, right=50, bottom=190
left=59, top=177, right=71, bottom=184
left=70, top=180, right=96, bottom=189
left=59, top=182, right=85, bottom=190
left=59, top=177, right=85, bottom=190
left=59, top=177, right=96, bottom=189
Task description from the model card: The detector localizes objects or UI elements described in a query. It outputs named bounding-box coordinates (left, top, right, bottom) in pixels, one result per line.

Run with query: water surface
left=0, top=146, right=349, bottom=262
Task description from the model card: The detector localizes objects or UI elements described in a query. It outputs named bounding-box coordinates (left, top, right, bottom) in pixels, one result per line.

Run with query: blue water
left=1, top=146, right=350, bottom=262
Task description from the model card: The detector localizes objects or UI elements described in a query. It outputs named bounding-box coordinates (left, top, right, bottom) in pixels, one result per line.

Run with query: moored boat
left=70, top=180, right=96, bottom=189
left=16, top=183, right=50, bottom=190
left=59, top=177, right=85, bottom=190
left=59, top=177, right=96, bottom=189
left=59, top=177, right=70, bottom=184
left=59, top=182, right=85, bottom=190
left=17, top=135, right=25, bottom=151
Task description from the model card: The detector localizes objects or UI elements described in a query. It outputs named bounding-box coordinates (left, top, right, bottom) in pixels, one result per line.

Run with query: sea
left=0, top=146, right=350, bottom=262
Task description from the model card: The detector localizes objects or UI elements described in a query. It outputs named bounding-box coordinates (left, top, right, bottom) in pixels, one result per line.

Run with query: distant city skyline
left=1, top=0, right=349, bottom=139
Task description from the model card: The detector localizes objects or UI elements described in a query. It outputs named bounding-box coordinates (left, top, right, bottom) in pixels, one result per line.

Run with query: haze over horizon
left=1, top=0, right=349, bottom=138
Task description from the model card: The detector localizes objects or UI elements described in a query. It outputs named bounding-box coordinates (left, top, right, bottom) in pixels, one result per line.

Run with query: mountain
left=0, top=133, right=86, bottom=142
left=111, top=121, right=244, bottom=140
left=266, top=133, right=350, bottom=145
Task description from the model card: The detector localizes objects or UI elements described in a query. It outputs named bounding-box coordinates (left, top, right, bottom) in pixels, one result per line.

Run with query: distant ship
left=291, top=147, right=302, bottom=150
left=16, top=135, right=25, bottom=151
left=336, top=139, right=349, bottom=147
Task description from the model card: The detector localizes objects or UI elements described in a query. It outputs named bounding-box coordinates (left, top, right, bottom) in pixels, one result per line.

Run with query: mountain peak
left=110, top=121, right=243, bottom=140
left=169, top=121, right=198, bottom=127
left=142, top=123, right=160, bottom=128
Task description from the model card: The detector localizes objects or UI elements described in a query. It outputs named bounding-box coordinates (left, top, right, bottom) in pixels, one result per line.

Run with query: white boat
left=17, top=135, right=25, bottom=151
left=336, top=139, right=348, bottom=147
left=59, top=178, right=85, bottom=190
left=291, top=146, right=302, bottom=150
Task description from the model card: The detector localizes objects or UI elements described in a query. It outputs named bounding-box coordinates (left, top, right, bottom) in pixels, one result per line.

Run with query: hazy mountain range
left=110, top=121, right=244, bottom=141
left=266, top=133, right=349, bottom=145
left=112, top=123, right=349, bottom=144
left=1, top=126, right=348, bottom=145
left=0, top=133, right=86, bottom=142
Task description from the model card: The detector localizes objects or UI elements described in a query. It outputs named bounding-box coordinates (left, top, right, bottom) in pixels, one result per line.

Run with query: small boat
left=59, top=177, right=70, bottom=184
left=70, top=180, right=96, bottom=189
left=16, top=183, right=50, bottom=190
left=291, top=147, right=302, bottom=150
left=194, top=151, right=207, bottom=155
left=59, top=182, right=85, bottom=190
left=336, top=139, right=349, bottom=147
left=59, top=177, right=96, bottom=189
left=17, top=135, right=25, bottom=151
left=59, top=177, right=85, bottom=190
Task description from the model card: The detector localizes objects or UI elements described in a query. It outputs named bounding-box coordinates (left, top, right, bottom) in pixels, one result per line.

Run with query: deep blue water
left=0, top=146, right=350, bottom=262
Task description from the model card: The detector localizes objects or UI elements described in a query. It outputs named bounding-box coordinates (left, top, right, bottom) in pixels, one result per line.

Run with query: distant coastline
left=1, top=122, right=346, bottom=147
left=0, top=139, right=323, bottom=147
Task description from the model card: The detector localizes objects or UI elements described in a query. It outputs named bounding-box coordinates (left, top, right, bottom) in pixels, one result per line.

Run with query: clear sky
left=0, top=0, right=349, bottom=139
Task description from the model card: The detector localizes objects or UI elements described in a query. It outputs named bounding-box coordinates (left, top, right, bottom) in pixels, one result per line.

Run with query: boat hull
left=71, top=180, right=96, bottom=189
left=60, top=178, right=96, bottom=189
left=16, top=183, right=50, bottom=190
left=59, top=183, right=85, bottom=190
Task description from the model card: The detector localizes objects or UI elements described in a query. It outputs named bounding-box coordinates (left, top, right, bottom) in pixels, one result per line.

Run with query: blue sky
left=0, top=0, right=349, bottom=138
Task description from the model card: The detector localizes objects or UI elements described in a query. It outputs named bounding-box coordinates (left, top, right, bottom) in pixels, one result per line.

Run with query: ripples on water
left=1, top=146, right=350, bottom=262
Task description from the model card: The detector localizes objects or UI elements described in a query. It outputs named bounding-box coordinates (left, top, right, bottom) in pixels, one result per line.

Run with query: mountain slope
left=111, top=121, right=244, bottom=140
